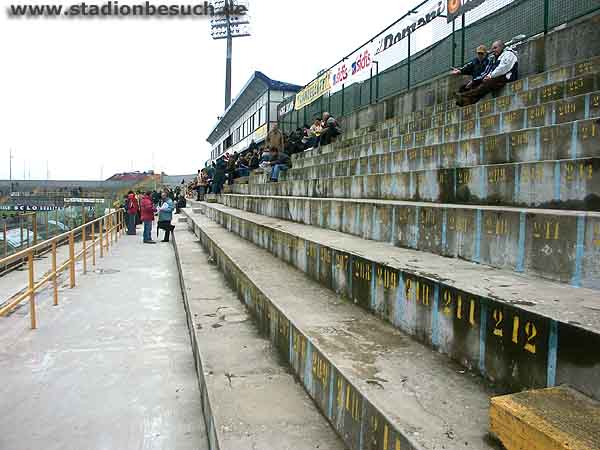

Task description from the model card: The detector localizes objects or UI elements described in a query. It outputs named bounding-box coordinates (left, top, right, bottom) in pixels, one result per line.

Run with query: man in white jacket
left=457, top=40, right=519, bottom=107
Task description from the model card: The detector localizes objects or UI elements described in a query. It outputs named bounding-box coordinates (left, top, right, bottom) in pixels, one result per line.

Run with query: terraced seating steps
left=187, top=200, right=600, bottom=402
left=339, top=56, right=600, bottom=144
left=286, top=92, right=600, bottom=175
left=173, top=226, right=346, bottom=449
left=181, top=209, right=502, bottom=450
left=219, top=194, right=600, bottom=287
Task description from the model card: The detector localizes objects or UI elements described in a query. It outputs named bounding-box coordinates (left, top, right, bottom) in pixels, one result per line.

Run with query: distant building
left=106, top=171, right=154, bottom=182
left=207, top=71, right=302, bottom=162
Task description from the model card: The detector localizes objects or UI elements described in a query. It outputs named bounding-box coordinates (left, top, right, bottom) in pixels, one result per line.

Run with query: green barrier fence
left=280, top=0, right=600, bottom=132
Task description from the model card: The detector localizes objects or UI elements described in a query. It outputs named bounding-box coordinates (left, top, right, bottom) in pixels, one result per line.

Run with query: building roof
left=207, top=71, right=302, bottom=144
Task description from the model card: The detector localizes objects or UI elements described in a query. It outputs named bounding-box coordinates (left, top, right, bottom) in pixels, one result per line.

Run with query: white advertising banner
left=330, top=43, right=377, bottom=93
left=328, top=1, right=446, bottom=93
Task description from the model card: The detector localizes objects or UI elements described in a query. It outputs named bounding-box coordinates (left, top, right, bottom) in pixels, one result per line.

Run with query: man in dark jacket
left=268, top=147, right=291, bottom=182
left=452, top=45, right=490, bottom=92
left=457, top=40, right=519, bottom=106
left=320, top=112, right=341, bottom=146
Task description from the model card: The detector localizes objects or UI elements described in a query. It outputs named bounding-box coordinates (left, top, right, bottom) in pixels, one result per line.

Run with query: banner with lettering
left=447, top=0, right=489, bottom=22
left=278, top=96, right=295, bottom=118
left=294, top=71, right=331, bottom=110
left=330, top=44, right=376, bottom=93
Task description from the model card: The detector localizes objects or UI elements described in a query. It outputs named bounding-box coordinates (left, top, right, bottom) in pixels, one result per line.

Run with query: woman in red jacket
left=140, top=191, right=156, bottom=244
left=126, top=191, right=139, bottom=235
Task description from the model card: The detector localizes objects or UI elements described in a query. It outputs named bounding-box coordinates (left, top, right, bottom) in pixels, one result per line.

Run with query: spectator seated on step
left=286, top=127, right=306, bottom=155
left=235, top=152, right=251, bottom=178
left=451, top=45, right=490, bottom=93
left=248, top=149, right=260, bottom=170
left=259, top=147, right=272, bottom=169
left=319, top=112, right=342, bottom=146
left=268, top=147, right=292, bottom=182
left=456, top=40, right=518, bottom=107
left=304, top=118, right=322, bottom=149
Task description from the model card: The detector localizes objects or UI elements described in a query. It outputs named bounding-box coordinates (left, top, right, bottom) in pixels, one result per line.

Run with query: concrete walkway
left=0, top=229, right=207, bottom=450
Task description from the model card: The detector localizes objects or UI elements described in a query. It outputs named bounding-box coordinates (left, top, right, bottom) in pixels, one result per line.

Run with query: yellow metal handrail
left=0, top=209, right=126, bottom=329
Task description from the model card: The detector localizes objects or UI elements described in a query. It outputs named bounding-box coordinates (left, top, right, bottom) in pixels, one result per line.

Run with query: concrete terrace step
left=219, top=194, right=600, bottom=287
left=336, top=83, right=600, bottom=154
left=285, top=115, right=600, bottom=176
left=187, top=201, right=600, bottom=401
left=343, top=57, right=600, bottom=140
left=289, top=106, right=600, bottom=174
left=241, top=157, right=600, bottom=211
left=172, top=227, right=346, bottom=450
left=181, top=209, right=502, bottom=450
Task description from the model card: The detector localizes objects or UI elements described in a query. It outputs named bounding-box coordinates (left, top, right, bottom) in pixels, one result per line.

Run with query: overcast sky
left=0, top=0, right=422, bottom=180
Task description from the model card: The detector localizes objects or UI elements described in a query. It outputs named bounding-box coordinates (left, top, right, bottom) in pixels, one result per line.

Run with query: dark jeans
left=143, top=220, right=152, bottom=241
left=196, top=185, right=206, bottom=201
left=236, top=167, right=250, bottom=178
left=157, top=220, right=175, bottom=242
left=126, top=213, right=137, bottom=235
left=271, top=164, right=288, bottom=181
left=456, top=77, right=508, bottom=106
left=213, top=175, right=225, bottom=194
left=320, top=127, right=340, bottom=146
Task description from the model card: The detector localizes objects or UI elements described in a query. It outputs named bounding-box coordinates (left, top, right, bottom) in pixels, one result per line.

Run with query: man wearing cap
left=456, top=40, right=519, bottom=107
left=451, top=45, right=490, bottom=93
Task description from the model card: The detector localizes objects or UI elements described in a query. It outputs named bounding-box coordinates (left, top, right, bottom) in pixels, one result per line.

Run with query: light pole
left=210, top=0, right=250, bottom=110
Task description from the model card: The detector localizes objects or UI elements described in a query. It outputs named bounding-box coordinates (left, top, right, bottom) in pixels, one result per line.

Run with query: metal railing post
left=28, top=252, right=36, bottom=329
left=82, top=223, right=87, bottom=274
left=3, top=222, right=7, bottom=269
left=91, top=221, right=96, bottom=266
left=33, top=213, right=37, bottom=246
left=100, top=221, right=104, bottom=258
left=20, top=216, right=23, bottom=252
left=69, top=232, right=75, bottom=288
left=45, top=211, right=49, bottom=240
left=52, top=241, right=58, bottom=306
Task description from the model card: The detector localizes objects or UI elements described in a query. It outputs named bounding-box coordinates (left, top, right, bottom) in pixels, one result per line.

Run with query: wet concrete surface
left=0, top=230, right=207, bottom=450
left=174, top=227, right=346, bottom=450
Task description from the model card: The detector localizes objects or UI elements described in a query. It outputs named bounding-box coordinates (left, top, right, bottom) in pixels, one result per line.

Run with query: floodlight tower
left=210, top=0, right=251, bottom=110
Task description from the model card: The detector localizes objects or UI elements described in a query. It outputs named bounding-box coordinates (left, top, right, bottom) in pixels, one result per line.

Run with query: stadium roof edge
left=206, top=71, right=302, bottom=144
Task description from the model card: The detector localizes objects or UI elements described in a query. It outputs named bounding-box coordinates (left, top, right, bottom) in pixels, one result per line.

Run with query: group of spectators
left=187, top=112, right=342, bottom=200
left=184, top=42, right=518, bottom=204
left=122, top=186, right=186, bottom=244
left=451, top=39, right=519, bottom=106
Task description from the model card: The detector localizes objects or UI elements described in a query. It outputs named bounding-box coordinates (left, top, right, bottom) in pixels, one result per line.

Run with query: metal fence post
left=461, top=14, right=466, bottom=66
left=28, top=252, right=36, bottom=329
left=32, top=213, right=37, bottom=245
left=100, top=220, right=104, bottom=258
left=92, top=221, right=96, bottom=265
left=451, top=18, right=456, bottom=67
left=69, top=232, right=75, bottom=288
left=82, top=224, right=87, bottom=275
left=544, top=0, right=550, bottom=34
left=341, top=84, right=345, bottom=116
left=407, top=32, right=412, bottom=90
left=370, top=67, right=373, bottom=104
left=52, top=241, right=58, bottom=306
